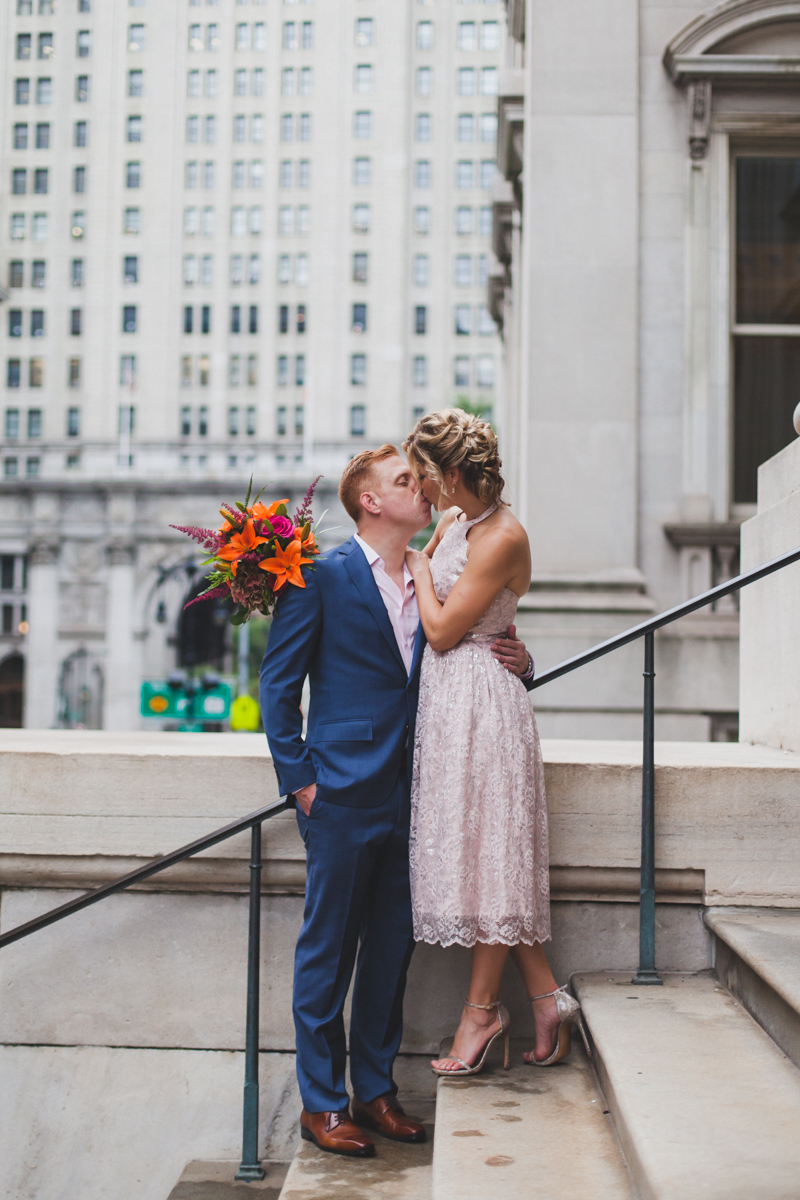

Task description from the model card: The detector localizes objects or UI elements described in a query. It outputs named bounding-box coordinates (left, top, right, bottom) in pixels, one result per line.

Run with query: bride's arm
left=406, top=526, right=525, bottom=652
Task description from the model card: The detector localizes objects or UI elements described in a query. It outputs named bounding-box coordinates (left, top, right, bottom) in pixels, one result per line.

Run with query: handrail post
left=633, top=632, right=662, bottom=986
left=236, top=820, right=266, bottom=1181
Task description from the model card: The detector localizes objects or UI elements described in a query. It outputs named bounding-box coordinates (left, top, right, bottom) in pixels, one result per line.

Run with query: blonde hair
left=338, top=443, right=399, bottom=522
left=402, top=408, right=506, bottom=508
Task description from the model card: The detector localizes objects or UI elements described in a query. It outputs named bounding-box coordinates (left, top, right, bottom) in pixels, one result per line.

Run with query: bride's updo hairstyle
left=403, top=408, right=506, bottom=507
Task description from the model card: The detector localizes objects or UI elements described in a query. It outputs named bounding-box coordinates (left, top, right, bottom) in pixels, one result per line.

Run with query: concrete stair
left=574, top=971, right=800, bottom=1200
left=431, top=1036, right=635, bottom=1200
left=165, top=1160, right=289, bottom=1199
left=707, top=907, right=800, bottom=1069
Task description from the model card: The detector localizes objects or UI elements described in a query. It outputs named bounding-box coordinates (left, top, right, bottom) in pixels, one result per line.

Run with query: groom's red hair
left=339, top=444, right=399, bottom=522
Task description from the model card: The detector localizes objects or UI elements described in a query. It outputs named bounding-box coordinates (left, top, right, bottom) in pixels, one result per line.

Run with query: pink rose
left=268, top=515, right=295, bottom=539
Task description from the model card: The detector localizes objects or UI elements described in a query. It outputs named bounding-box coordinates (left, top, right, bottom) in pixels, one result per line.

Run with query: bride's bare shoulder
left=488, top=505, right=529, bottom=545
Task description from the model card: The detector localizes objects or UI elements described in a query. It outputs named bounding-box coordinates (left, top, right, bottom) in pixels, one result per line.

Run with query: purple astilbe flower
left=170, top=525, right=223, bottom=552
left=293, top=476, right=322, bottom=526
left=183, top=584, right=228, bottom=610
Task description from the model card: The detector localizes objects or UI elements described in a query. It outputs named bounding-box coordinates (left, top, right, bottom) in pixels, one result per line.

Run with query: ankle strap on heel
left=529, top=985, right=567, bottom=1002
left=464, top=998, right=501, bottom=1010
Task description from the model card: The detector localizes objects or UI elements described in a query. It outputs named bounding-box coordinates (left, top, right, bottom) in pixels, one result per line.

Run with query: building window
left=229, top=357, right=241, bottom=388
left=6, top=363, right=21, bottom=390
left=184, top=206, right=199, bottom=235
left=279, top=206, right=294, bottom=236
left=233, top=161, right=246, bottom=189
left=126, top=161, right=141, bottom=189
left=38, top=34, right=54, bottom=62
left=300, top=67, right=312, bottom=96
left=350, top=404, right=366, bottom=436
left=355, top=17, right=373, bottom=46
left=353, top=157, right=371, bottom=186
left=188, top=69, right=201, bottom=98
left=297, top=304, right=306, bottom=334
left=15, top=78, right=31, bottom=106
left=230, top=304, right=241, bottom=335
left=198, top=357, right=210, bottom=387
left=27, top=409, right=42, bottom=438
left=294, top=404, right=304, bottom=436
left=414, top=254, right=429, bottom=287
left=353, top=252, right=368, bottom=283
left=352, top=302, right=367, bottom=333
left=33, top=213, right=49, bottom=241
left=733, top=155, right=800, bottom=503
left=181, top=356, right=192, bottom=388
left=5, top=409, right=20, bottom=439
left=276, top=405, right=287, bottom=436
left=415, top=306, right=427, bottom=335
left=75, top=121, right=88, bottom=148
left=481, top=21, right=500, bottom=50
left=37, top=77, right=52, bottom=105
left=30, top=310, right=44, bottom=337
left=282, top=67, right=295, bottom=96
left=247, top=358, right=257, bottom=388
left=278, top=254, right=292, bottom=285
left=71, top=259, right=83, bottom=287
left=478, top=253, right=488, bottom=286
left=123, top=305, right=137, bottom=334
left=476, top=355, right=495, bottom=388
left=479, top=206, right=493, bottom=237
left=480, top=160, right=496, bottom=189
left=481, top=113, right=498, bottom=143
left=455, top=304, right=472, bottom=336
left=4, top=459, right=18, bottom=478
left=351, top=354, right=366, bottom=386
left=249, top=305, right=258, bottom=335
left=281, top=114, right=293, bottom=142
left=458, top=113, right=474, bottom=143
left=184, top=306, right=193, bottom=335
left=414, top=206, right=430, bottom=235
left=202, top=206, right=215, bottom=236
left=12, top=170, right=27, bottom=197
left=283, top=21, right=297, bottom=50
left=295, top=355, right=306, bottom=387
left=236, top=22, right=250, bottom=52
left=205, top=115, right=216, bottom=144
left=124, top=208, right=140, bottom=234
left=415, top=160, right=431, bottom=189
left=9, top=262, right=24, bottom=289
left=25, top=456, right=39, bottom=477
left=198, top=404, right=209, bottom=434
left=129, top=24, right=145, bottom=53
left=75, top=76, right=88, bottom=102
left=120, top=355, right=136, bottom=387
left=296, top=253, right=309, bottom=286
left=183, top=255, right=197, bottom=285
left=455, top=254, right=473, bottom=286
left=73, top=166, right=86, bottom=194
left=478, top=304, right=496, bottom=336
left=128, top=70, right=144, bottom=99
left=458, top=21, right=477, bottom=51
left=77, top=29, right=91, bottom=58
left=14, top=124, right=28, bottom=150
left=127, top=115, right=142, bottom=144
left=29, top=358, right=43, bottom=388
left=417, top=21, right=434, bottom=51
left=454, top=356, right=470, bottom=387
left=354, top=110, right=371, bottom=139
left=232, top=206, right=247, bottom=237
left=201, top=255, right=213, bottom=286
left=457, top=160, right=474, bottom=189
left=36, top=122, right=50, bottom=149
left=298, top=114, right=310, bottom=141
left=8, top=311, right=22, bottom=338
left=278, top=305, right=289, bottom=334
left=294, top=204, right=308, bottom=234
left=458, top=68, right=475, bottom=97
left=67, top=407, right=80, bottom=436
left=413, top=356, right=427, bottom=387
left=180, top=406, right=191, bottom=437
left=298, top=160, right=310, bottom=188
left=187, top=116, right=199, bottom=144
left=203, top=161, right=215, bottom=189
left=456, top=206, right=473, bottom=235
left=416, top=67, right=433, bottom=97
left=17, top=34, right=32, bottom=62
left=355, top=64, right=373, bottom=94
left=186, top=161, right=199, bottom=189
left=277, top=356, right=288, bottom=387
left=481, top=68, right=498, bottom=96
left=235, top=68, right=248, bottom=97
left=10, top=214, right=25, bottom=241
left=353, top=204, right=370, bottom=233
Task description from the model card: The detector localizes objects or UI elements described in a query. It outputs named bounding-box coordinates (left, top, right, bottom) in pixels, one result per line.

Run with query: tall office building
left=0, top=0, right=505, bottom=729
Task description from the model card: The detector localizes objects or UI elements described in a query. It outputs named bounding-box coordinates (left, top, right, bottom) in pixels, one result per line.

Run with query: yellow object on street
left=230, top=694, right=261, bottom=732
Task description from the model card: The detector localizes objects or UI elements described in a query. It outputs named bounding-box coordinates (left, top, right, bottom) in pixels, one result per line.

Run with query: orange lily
left=295, top=526, right=317, bottom=554
left=259, top=538, right=313, bottom=589
left=250, top=499, right=290, bottom=522
left=216, top=519, right=267, bottom=576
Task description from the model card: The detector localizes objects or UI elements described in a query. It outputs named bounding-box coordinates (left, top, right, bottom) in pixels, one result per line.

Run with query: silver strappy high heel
left=432, top=998, right=511, bottom=1077
left=523, top=985, right=592, bottom=1066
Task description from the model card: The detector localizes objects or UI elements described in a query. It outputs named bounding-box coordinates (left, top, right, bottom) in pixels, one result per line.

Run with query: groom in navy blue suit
left=261, top=446, right=533, bottom=1157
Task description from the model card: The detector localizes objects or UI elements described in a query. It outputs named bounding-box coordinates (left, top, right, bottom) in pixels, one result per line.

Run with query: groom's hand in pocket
left=491, top=625, right=532, bottom=677
left=295, top=783, right=317, bottom=816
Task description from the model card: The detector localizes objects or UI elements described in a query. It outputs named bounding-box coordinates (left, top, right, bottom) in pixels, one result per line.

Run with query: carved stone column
left=23, top=538, right=61, bottom=729
left=104, top=542, right=139, bottom=730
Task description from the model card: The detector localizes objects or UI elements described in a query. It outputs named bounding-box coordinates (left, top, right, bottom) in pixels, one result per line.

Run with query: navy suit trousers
left=293, top=770, right=415, bottom=1113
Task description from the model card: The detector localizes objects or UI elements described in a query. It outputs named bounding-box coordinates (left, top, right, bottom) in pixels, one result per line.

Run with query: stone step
left=706, top=907, right=800, bottom=1069
left=431, top=1036, right=635, bottom=1200
left=574, top=971, right=800, bottom=1200
left=165, top=1160, right=289, bottom=1200
left=277, top=1095, right=435, bottom=1200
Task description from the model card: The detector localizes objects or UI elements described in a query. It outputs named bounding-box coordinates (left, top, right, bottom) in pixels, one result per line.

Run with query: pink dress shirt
left=354, top=534, right=419, bottom=675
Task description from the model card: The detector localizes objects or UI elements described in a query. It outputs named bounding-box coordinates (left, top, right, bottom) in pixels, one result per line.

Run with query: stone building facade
left=491, top=0, right=800, bottom=739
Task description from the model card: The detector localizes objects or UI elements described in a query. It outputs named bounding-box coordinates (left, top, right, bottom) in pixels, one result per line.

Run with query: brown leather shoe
left=351, top=1094, right=427, bottom=1143
left=300, top=1108, right=375, bottom=1157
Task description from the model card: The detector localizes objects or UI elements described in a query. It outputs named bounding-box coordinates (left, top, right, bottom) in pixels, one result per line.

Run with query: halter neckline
left=457, top=505, right=496, bottom=530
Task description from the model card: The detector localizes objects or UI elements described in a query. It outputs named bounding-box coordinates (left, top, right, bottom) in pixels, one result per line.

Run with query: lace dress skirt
left=409, top=513, right=551, bottom=948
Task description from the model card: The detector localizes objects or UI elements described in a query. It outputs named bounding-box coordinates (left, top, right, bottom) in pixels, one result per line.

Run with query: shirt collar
left=354, top=533, right=415, bottom=588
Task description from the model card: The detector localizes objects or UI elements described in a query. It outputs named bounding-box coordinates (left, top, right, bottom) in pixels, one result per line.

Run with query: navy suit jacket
left=260, top=535, right=536, bottom=809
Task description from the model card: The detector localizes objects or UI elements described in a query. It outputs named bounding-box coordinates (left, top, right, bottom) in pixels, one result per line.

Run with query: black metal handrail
left=0, top=793, right=289, bottom=1181
left=530, top=542, right=800, bottom=985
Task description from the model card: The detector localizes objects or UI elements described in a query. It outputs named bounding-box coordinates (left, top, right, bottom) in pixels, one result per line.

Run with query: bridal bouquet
left=173, top=477, right=322, bottom=625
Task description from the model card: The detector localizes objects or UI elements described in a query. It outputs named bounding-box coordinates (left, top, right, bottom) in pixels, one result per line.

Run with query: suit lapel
left=409, top=621, right=426, bottom=682
left=341, top=540, right=406, bottom=673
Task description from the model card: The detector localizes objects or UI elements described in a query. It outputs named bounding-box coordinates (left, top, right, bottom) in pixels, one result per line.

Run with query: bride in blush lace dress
left=403, top=409, right=586, bottom=1076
